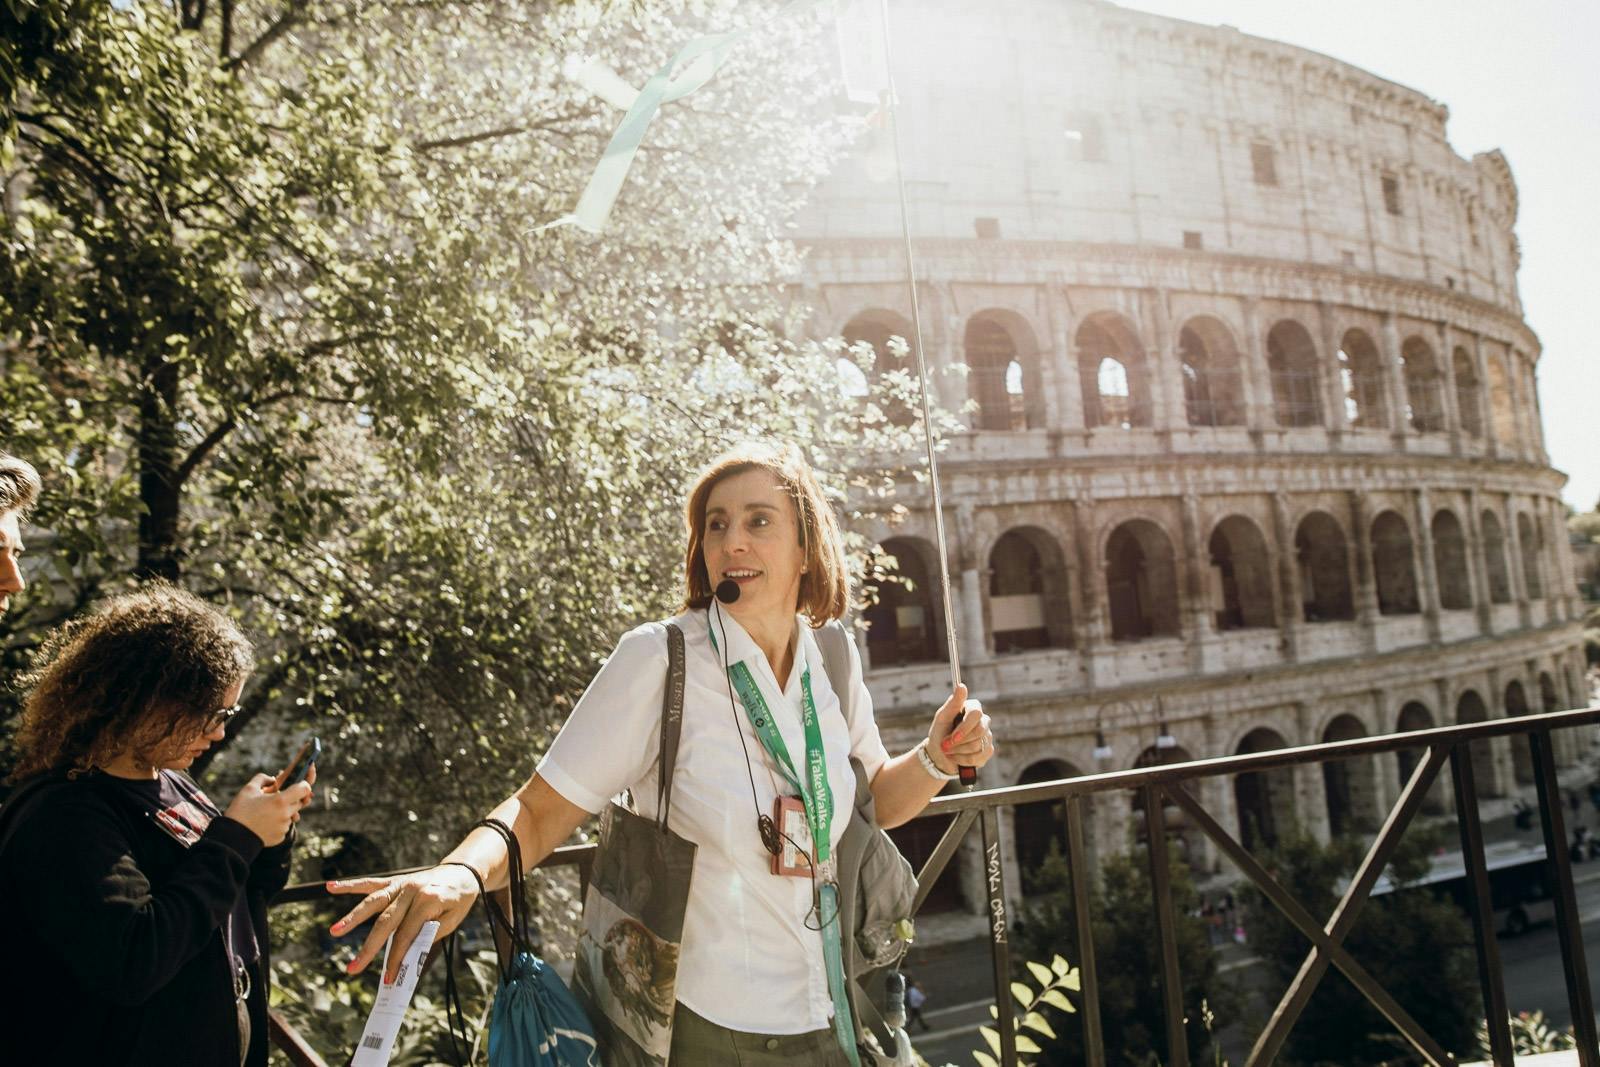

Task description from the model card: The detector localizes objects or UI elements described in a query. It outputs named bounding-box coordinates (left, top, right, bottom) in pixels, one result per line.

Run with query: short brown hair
left=10, top=584, right=255, bottom=779
left=681, top=442, right=849, bottom=628
left=0, top=453, right=41, bottom=519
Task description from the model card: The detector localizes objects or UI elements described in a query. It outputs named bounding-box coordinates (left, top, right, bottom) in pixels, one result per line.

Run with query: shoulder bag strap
left=815, top=619, right=855, bottom=721
left=655, top=622, right=687, bottom=833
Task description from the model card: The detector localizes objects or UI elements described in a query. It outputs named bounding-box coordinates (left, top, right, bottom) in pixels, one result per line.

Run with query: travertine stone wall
left=796, top=0, right=1587, bottom=915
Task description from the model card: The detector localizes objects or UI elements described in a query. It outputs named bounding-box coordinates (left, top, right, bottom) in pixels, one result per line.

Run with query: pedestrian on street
left=906, top=977, right=930, bottom=1033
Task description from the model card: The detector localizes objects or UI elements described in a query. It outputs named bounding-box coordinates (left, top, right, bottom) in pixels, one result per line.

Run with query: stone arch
left=1295, top=511, right=1354, bottom=622
left=1234, top=728, right=1296, bottom=850
left=1207, top=515, right=1276, bottom=630
left=966, top=311, right=1044, bottom=432
left=1453, top=347, right=1483, bottom=438
left=988, top=527, right=1072, bottom=652
left=1076, top=313, right=1151, bottom=429
left=1395, top=701, right=1447, bottom=814
left=1371, top=510, right=1420, bottom=615
left=1486, top=349, right=1519, bottom=447
left=1505, top=679, right=1534, bottom=785
left=1014, top=758, right=1087, bottom=892
left=1481, top=510, right=1512, bottom=603
left=1321, top=714, right=1379, bottom=836
left=1104, top=519, right=1181, bottom=640
left=1339, top=329, right=1388, bottom=429
left=1178, top=315, right=1245, bottom=427
left=1401, top=336, right=1446, bottom=432
left=1431, top=510, right=1473, bottom=610
left=1267, top=320, right=1324, bottom=427
left=1517, top=512, right=1544, bottom=598
left=1541, top=672, right=1563, bottom=714
left=1455, top=691, right=1498, bottom=800
left=863, top=537, right=948, bottom=667
left=842, top=309, right=918, bottom=426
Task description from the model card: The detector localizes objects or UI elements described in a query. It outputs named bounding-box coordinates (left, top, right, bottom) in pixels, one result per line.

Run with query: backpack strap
left=815, top=619, right=856, bottom=724
left=655, top=622, right=687, bottom=833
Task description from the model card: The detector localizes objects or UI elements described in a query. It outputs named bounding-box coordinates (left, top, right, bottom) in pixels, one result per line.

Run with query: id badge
left=770, top=795, right=813, bottom=877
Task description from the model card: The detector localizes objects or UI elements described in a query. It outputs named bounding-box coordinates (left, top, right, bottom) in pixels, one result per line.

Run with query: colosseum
left=794, top=0, right=1590, bottom=915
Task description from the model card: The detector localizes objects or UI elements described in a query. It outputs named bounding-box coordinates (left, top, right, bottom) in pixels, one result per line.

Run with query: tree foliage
left=1, top=0, right=946, bottom=862
left=1015, top=844, right=1235, bottom=1067
left=1239, top=827, right=1481, bottom=1066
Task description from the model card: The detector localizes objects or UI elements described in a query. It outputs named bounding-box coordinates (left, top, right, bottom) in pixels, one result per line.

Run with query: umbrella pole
left=875, top=3, right=1017, bottom=1063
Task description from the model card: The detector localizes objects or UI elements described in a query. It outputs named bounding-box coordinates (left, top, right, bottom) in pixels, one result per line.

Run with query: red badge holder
left=770, top=795, right=813, bottom=877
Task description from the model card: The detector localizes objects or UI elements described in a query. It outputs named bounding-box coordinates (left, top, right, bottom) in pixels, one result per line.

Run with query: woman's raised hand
left=326, top=864, right=481, bottom=982
left=928, top=684, right=996, bottom=775
left=223, top=764, right=315, bottom=847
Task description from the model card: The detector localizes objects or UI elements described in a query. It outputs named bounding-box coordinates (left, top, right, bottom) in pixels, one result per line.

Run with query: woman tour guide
left=330, top=442, right=996, bottom=1063
left=0, top=585, right=315, bottom=1066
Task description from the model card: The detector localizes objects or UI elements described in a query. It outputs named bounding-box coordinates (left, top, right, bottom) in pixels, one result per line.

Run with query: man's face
left=0, top=511, right=25, bottom=616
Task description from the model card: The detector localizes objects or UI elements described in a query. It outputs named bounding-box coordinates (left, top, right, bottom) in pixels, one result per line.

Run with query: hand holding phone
left=277, top=736, right=321, bottom=790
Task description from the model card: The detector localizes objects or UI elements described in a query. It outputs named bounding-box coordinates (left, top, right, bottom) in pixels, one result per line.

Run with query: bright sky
left=1121, top=0, right=1600, bottom=512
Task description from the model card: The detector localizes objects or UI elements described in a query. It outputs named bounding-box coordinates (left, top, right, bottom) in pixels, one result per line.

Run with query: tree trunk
left=137, top=351, right=182, bottom=582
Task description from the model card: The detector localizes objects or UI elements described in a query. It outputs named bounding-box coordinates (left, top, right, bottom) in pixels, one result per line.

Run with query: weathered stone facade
left=796, top=0, right=1587, bottom=914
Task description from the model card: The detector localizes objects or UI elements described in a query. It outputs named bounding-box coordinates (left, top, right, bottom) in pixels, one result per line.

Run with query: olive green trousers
left=668, top=1002, right=854, bottom=1065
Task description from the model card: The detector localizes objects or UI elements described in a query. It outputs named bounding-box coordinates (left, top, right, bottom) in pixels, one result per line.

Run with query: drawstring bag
left=444, top=818, right=600, bottom=1067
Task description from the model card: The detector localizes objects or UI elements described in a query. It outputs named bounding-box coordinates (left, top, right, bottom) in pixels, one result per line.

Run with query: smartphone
left=278, top=736, right=321, bottom=788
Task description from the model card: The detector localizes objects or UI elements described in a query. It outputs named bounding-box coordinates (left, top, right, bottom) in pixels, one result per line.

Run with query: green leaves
left=965, top=954, right=1082, bottom=1066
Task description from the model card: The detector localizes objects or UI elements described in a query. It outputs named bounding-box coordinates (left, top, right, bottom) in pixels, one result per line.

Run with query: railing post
left=1142, top=785, right=1189, bottom=1067
left=1530, top=728, right=1600, bottom=1066
left=1449, top=742, right=1513, bottom=1066
left=980, top=804, right=1018, bottom=1067
left=1066, top=795, right=1105, bottom=1067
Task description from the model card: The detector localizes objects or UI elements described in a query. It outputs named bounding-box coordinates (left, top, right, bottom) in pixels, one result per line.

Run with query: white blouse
left=537, top=609, right=890, bottom=1035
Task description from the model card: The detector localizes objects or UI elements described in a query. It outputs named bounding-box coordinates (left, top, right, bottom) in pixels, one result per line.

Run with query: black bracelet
left=438, top=860, right=487, bottom=898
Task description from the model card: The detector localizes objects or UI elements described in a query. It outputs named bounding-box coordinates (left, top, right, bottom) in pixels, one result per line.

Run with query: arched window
left=1234, top=728, right=1295, bottom=850
left=1486, top=346, right=1518, bottom=447
left=1339, top=330, right=1388, bottom=429
left=1267, top=320, right=1324, bottom=427
left=1321, top=715, right=1378, bottom=836
left=1395, top=702, right=1446, bottom=812
left=1505, top=680, right=1533, bottom=785
left=989, top=528, right=1072, bottom=652
left=863, top=538, right=946, bottom=667
left=1207, top=516, right=1276, bottom=630
left=1517, top=512, right=1544, bottom=598
left=1401, top=337, right=1445, bottom=432
left=1371, top=511, right=1420, bottom=615
left=1453, top=347, right=1483, bottom=438
left=1431, top=510, right=1472, bottom=610
left=1178, top=318, right=1244, bottom=427
left=1480, top=510, right=1511, bottom=603
left=1295, top=511, right=1354, bottom=622
left=1077, top=315, right=1150, bottom=429
left=967, top=318, right=1034, bottom=431
left=843, top=311, right=918, bottom=426
left=1105, top=520, right=1180, bottom=640
left=1455, top=691, right=1498, bottom=799
left=1014, top=759, right=1087, bottom=892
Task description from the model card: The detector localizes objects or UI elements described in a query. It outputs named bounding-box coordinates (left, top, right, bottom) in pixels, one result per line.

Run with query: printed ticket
left=350, top=919, right=440, bottom=1066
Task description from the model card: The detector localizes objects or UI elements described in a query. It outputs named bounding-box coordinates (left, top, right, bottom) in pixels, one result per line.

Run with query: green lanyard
left=710, top=623, right=860, bottom=1066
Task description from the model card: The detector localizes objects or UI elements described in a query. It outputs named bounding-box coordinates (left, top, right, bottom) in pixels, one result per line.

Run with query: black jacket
left=0, top=771, right=293, bottom=1066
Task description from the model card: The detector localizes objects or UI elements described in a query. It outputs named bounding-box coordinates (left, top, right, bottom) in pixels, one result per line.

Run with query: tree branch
left=175, top=414, right=237, bottom=488
left=223, top=0, right=310, bottom=71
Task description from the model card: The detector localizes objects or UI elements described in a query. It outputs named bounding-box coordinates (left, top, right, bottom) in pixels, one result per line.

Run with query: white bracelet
left=915, top=739, right=959, bottom=782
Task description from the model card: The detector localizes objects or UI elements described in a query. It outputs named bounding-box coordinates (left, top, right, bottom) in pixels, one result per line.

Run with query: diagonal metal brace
left=1245, top=743, right=1455, bottom=1067
left=1166, top=781, right=1452, bottom=1066
left=912, top=808, right=978, bottom=914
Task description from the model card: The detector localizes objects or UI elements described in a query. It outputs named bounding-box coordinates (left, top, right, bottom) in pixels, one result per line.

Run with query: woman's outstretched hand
left=325, top=864, right=480, bottom=983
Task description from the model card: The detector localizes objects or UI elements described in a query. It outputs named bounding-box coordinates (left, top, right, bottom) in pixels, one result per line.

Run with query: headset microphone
left=714, top=579, right=742, bottom=604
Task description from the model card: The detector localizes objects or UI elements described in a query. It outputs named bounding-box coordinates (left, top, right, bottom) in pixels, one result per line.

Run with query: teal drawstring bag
left=445, top=818, right=601, bottom=1067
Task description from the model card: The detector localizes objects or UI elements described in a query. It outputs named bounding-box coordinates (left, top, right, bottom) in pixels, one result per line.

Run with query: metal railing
left=270, top=706, right=1600, bottom=1067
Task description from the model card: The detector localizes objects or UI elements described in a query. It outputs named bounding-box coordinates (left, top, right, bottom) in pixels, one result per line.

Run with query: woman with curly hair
left=0, top=584, right=314, bottom=1067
